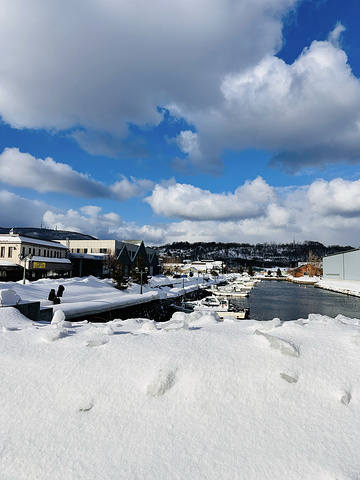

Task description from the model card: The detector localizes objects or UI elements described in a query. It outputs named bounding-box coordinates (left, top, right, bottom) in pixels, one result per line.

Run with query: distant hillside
left=0, top=227, right=96, bottom=241
left=157, top=241, right=355, bottom=268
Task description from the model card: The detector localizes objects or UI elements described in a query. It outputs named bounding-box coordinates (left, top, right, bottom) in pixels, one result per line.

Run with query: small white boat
left=172, top=295, right=250, bottom=319
left=207, top=284, right=250, bottom=297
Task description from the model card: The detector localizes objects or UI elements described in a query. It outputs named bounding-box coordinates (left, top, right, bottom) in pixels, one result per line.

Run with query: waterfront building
left=323, top=249, right=360, bottom=281
left=161, top=258, right=225, bottom=275
left=0, top=231, right=72, bottom=281
left=56, top=239, right=159, bottom=277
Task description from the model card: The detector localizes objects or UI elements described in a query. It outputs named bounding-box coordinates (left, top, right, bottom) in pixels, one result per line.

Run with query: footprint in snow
left=341, top=390, right=352, bottom=405
left=86, top=338, right=108, bottom=347
left=280, top=372, right=298, bottom=384
left=78, top=401, right=94, bottom=413
left=255, top=330, right=300, bottom=357
left=147, top=369, right=177, bottom=397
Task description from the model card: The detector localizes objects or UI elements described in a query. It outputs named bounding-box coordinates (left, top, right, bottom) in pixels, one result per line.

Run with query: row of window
left=0, top=246, right=63, bottom=259
left=70, top=248, right=108, bottom=253
left=22, top=247, right=63, bottom=258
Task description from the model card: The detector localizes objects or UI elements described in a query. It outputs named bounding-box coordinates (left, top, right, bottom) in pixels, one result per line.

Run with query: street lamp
left=135, top=266, right=148, bottom=294
left=20, top=253, right=33, bottom=284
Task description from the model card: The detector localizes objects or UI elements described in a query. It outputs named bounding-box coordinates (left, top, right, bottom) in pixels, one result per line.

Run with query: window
left=0, top=247, right=5, bottom=257
left=22, top=247, right=25, bottom=257
left=84, top=249, right=88, bottom=253
left=8, top=247, right=13, bottom=257
left=38, top=249, right=41, bottom=256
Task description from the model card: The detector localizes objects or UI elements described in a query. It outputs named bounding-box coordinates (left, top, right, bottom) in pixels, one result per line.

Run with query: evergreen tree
left=112, top=261, right=128, bottom=290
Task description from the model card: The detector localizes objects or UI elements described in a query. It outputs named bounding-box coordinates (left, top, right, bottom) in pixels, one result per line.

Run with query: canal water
left=231, top=280, right=360, bottom=322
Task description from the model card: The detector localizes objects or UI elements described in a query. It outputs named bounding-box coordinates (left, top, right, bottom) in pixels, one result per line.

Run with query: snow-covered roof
left=0, top=235, right=68, bottom=249
left=0, top=260, right=18, bottom=267
left=30, top=256, right=72, bottom=264
left=69, top=252, right=108, bottom=260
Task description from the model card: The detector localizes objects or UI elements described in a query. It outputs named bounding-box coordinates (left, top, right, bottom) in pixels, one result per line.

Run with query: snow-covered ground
left=0, top=275, right=217, bottom=319
left=1, top=276, right=360, bottom=479
left=317, top=278, right=360, bottom=297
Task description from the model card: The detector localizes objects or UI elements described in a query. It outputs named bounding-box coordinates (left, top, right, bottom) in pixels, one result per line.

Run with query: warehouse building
left=322, top=249, right=360, bottom=281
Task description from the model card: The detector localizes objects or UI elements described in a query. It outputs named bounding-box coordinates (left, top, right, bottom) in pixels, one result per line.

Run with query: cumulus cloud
left=145, top=177, right=276, bottom=220
left=0, top=190, right=47, bottom=227
left=308, top=178, right=360, bottom=216
left=43, top=207, right=123, bottom=238
left=42, top=206, right=165, bottom=244
left=3, top=174, right=360, bottom=245
left=110, top=176, right=154, bottom=202
left=0, top=148, right=110, bottom=197
left=0, top=0, right=297, bottom=157
left=173, top=26, right=360, bottom=172
left=0, top=148, right=153, bottom=200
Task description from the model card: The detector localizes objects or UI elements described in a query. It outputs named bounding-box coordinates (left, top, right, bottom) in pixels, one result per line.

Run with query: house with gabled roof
left=56, top=238, right=159, bottom=277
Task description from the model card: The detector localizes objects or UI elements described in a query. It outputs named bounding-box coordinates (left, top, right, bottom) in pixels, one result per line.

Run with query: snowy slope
left=1, top=306, right=360, bottom=479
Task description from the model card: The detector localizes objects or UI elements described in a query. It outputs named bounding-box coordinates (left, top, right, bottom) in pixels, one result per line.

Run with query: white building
left=0, top=232, right=72, bottom=280
left=323, top=249, right=360, bottom=281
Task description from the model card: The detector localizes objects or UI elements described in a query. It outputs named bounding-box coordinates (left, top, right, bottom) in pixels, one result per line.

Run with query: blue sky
left=0, top=0, right=360, bottom=246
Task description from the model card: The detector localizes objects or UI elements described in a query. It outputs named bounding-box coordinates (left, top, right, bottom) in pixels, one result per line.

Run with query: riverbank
left=316, top=278, right=360, bottom=297
left=0, top=275, right=221, bottom=321
left=280, top=275, right=360, bottom=296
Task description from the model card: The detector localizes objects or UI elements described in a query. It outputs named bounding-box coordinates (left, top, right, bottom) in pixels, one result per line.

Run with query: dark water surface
left=231, top=280, right=360, bottom=321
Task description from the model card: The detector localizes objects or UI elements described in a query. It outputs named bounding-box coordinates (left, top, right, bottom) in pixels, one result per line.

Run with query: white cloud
left=3, top=175, right=360, bottom=246
left=0, top=190, right=47, bottom=227
left=0, top=0, right=297, bottom=157
left=0, top=148, right=110, bottom=197
left=0, top=3, right=358, bottom=174
left=42, top=206, right=165, bottom=244
left=173, top=26, right=360, bottom=172
left=0, top=148, right=153, bottom=201
left=145, top=177, right=276, bottom=220
left=308, top=178, right=360, bottom=216
left=110, top=176, right=154, bottom=202
left=43, top=207, right=123, bottom=238
left=144, top=177, right=360, bottom=245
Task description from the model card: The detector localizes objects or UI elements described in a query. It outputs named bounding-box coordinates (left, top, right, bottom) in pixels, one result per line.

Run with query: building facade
left=0, top=232, right=72, bottom=280
left=56, top=239, right=159, bottom=277
left=323, top=249, right=360, bottom=281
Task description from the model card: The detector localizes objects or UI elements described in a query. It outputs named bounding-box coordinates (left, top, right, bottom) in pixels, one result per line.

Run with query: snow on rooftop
left=0, top=235, right=68, bottom=249
left=30, top=255, right=72, bottom=264
left=0, top=260, right=18, bottom=267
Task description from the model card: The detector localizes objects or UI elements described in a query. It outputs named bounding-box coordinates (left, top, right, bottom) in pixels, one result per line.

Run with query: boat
left=206, top=285, right=250, bottom=297
left=172, top=295, right=250, bottom=319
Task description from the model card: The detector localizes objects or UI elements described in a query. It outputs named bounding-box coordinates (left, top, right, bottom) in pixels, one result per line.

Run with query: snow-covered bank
left=317, top=279, right=360, bottom=297
left=1, top=309, right=360, bottom=479
left=0, top=275, right=218, bottom=320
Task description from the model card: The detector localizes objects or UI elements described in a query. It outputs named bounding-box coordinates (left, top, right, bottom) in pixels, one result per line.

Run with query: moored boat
left=171, top=295, right=250, bottom=319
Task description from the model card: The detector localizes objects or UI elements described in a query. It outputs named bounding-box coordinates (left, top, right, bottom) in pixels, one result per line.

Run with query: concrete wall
left=323, top=250, right=360, bottom=281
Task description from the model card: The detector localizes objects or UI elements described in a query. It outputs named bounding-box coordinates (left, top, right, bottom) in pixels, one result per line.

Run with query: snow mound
left=0, top=289, right=21, bottom=306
